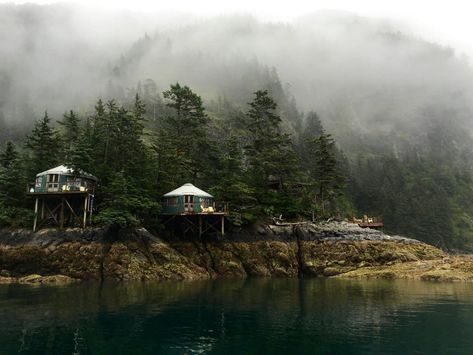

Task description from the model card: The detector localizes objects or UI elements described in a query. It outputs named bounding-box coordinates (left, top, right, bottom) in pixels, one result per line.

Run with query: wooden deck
left=160, top=212, right=227, bottom=237
left=160, top=212, right=227, bottom=216
left=357, top=222, right=384, bottom=229
left=28, top=191, right=94, bottom=231
left=27, top=191, right=91, bottom=196
left=353, top=216, right=384, bottom=230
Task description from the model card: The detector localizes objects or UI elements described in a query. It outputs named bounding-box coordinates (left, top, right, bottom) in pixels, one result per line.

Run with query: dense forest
left=2, top=4, right=473, bottom=250
left=0, top=83, right=347, bottom=230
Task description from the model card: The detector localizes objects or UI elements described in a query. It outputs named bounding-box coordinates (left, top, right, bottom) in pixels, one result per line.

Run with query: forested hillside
left=2, top=4, right=473, bottom=249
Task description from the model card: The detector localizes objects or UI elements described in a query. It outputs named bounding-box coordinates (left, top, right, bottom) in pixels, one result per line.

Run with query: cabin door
left=184, top=195, right=194, bottom=212
left=47, top=174, right=59, bottom=192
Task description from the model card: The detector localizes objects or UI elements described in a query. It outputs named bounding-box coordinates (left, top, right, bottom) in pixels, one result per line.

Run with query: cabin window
left=35, top=176, right=43, bottom=188
left=47, top=174, right=59, bottom=191
left=166, top=197, right=177, bottom=206
left=66, top=177, right=83, bottom=191
left=184, top=195, right=194, bottom=211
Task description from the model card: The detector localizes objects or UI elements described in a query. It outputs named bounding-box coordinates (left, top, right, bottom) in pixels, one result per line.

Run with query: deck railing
left=27, top=182, right=90, bottom=193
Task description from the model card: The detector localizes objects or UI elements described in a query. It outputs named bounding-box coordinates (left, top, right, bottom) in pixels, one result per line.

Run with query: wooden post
left=83, top=195, right=88, bottom=228
left=221, top=215, right=225, bottom=236
left=41, top=199, right=45, bottom=219
left=60, top=198, right=65, bottom=229
left=89, top=195, right=93, bottom=226
left=33, top=198, right=39, bottom=232
left=199, top=215, right=202, bottom=238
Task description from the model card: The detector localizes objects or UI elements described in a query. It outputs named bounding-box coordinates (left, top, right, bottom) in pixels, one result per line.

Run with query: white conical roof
left=163, top=183, right=213, bottom=198
left=36, top=165, right=98, bottom=180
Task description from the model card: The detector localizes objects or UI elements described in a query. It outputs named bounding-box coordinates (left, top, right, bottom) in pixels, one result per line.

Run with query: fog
left=1, top=2, right=473, bottom=158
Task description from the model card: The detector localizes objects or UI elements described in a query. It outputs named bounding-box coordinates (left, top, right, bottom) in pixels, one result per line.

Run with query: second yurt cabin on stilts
left=162, top=183, right=215, bottom=214
left=161, top=183, right=228, bottom=237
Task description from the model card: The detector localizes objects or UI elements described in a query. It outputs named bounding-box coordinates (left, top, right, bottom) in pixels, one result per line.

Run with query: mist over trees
left=2, top=4, right=473, bottom=249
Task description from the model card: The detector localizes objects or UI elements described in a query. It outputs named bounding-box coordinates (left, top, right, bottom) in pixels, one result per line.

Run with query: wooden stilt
left=41, top=199, right=45, bottom=219
left=89, top=195, right=93, bottom=225
left=29, top=191, right=96, bottom=231
left=59, top=198, right=65, bottom=229
left=199, top=215, right=202, bottom=238
left=83, top=195, right=88, bottom=228
left=221, top=215, right=225, bottom=236
left=33, top=198, right=39, bottom=232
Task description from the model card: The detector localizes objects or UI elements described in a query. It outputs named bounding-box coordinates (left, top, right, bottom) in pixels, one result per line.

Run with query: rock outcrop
left=0, top=222, right=452, bottom=282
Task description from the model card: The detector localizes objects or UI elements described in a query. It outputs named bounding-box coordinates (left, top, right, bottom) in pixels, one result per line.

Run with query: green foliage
left=243, top=90, right=299, bottom=215
left=307, top=133, right=345, bottom=218
left=0, top=141, right=18, bottom=168
left=208, top=133, right=256, bottom=225
left=0, top=141, right=31, bottom=227
left=25, top=111, right=58, bottom=177
left=2, top=86, right=353, bottom=231
left=11, top=80, right=469, bottom=250
left=156, top=83, right=209, bottom=190
left=297, top=111, right=347, bottom=220
left=95, top=171, right=161, bottom=229
left=57, top=110, right=80, bottom=164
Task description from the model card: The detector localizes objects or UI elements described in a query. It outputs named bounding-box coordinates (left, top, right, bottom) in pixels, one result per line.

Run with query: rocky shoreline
left=0, top=222, right=465, bottom=284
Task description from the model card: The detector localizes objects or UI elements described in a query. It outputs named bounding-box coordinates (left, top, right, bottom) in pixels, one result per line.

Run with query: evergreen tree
left=307, top=133, right=345, bottom=219
left=90, top=99, right=110, bottom=172
left=299, top=111, right=324, bottom=171
left=88, top=95, right=159, bottom=228
left=95, top=170, right=160, bottom=229
left=69, top=118, right=94, bottom=173
left=208, top=134, right=255, bottom=223
left=157, top=83, right=209, bottom=188
left=0, top=141, right=18, bottom=168
left=244, top=90, right=298, bottom=215
left=0, top=142, right=30, bottom=227
left=25, top=111, right=58, bottom=177
left=57, top=110, right=80, bottom=164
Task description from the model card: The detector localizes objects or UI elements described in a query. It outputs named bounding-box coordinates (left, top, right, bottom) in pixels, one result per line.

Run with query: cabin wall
left=162, top=196, right=215, bottom=214
left=162, top=196, right=184, bottom=214
left=34, top=174, right=95, bottom=193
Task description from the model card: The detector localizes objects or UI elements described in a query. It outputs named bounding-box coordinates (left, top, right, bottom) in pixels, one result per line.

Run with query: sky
left=2, top=0, right=473, bottom=57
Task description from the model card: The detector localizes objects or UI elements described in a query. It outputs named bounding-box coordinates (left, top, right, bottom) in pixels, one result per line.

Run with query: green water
left=1, top=278, right=473, bottom=354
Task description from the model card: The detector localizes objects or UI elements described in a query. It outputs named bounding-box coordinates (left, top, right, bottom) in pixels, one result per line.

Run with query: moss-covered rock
left=0, top=222, right=463, bottom=282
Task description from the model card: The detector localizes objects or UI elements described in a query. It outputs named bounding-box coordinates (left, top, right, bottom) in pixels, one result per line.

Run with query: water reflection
left=1, top=279, right=473, bottom=354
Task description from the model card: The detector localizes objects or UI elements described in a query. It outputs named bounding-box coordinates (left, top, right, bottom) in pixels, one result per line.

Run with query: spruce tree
left=69, top=118, right=94, bottom=173
left=244, top=90, right=298, bottom=215
left=0, top=142, right=29, bottom=226
left=0, top=141, right=18, bottom=168
left=299, top=111, right=324, bottom=170
left=158, top=83, right=209, bottom=188
left=25, top=111, right=58, bottom=177
left=57, top=110, right=80, bottom=164
left=208, top=134, right=255, bottom=222
left=307, top=133, right=344, bottom=219
left=95, top=170, right=160, bottom=229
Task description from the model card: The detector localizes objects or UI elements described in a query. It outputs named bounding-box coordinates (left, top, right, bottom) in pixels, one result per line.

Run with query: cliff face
left=0, top=222, right=448, bottom=283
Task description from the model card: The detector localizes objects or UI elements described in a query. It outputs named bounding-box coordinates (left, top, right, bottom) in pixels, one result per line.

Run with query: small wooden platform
left=28, top=191, right=94, bottom=231
left=353, top=216, right=384, bottom=230
left=160, top=212, right=227, bottom=238
left=357, top=222, right=384, bottom=229
left=27, top=191, right=90, bottom=196
left=160, top=212, right=227, bottom=216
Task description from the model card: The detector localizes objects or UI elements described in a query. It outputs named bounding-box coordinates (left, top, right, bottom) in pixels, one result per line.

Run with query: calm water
left=1, top=278, right=473, bottom=354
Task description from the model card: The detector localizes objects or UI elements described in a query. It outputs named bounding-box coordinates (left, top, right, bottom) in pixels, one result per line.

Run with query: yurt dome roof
left=36, top=165, right=98, bottom=181
left=163, top=183, right=213, bottom=198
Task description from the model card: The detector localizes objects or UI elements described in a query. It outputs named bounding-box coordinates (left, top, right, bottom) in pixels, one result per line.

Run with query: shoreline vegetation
left=3, top=81, right=473, bottom=253
left=4, top=221, right=472, bottom=285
